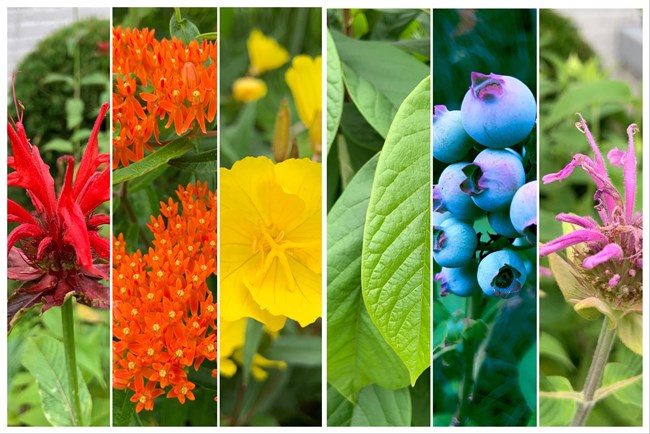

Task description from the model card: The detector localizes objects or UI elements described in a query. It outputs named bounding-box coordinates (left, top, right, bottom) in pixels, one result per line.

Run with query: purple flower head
left=541, top=115, right=642, bottom=320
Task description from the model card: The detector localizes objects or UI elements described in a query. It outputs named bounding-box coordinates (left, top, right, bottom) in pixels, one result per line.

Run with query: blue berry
left=488, top=210, right=520, bottom=238
left=477, top=249, right=527, bottom=298
left=435, top=260, right=479, bottom=297
left=510, top=180, right=537, bottom=243
left=460, top=72, right=536, bottom=148
left=460, top=148, right=525, bottom=212
left=433, top=163, right=483, bottom=221
left=433, top=218, right=477, bottom=268
left=432, top=105, right=475, bottom=163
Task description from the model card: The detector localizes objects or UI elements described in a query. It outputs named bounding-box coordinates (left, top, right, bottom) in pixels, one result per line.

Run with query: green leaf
left=169, top=10, right=201, bottom=44
left=242, top=319, right=264, bottom=385
left=618, top=312, right=642, bottom=355
left=327, top=29, right=344, bottom=155
left=112, top=138, right=194, bottom=184
left=65, top=98, right=85, bottom=130
left=127, top=165, right=169, bottom=192
left=540, top=331, right=575, bottom=370
left=80, top=72, right=108, bottom=86
left=41, top=138, right=73, bottom=153
left=361, top=77, right=431, bottom=384
left=518, top=342, right=537, bottom=411
left=332, top=30, right=429, bottom=138
left=327, top=385, right=353, bottom=427
left=547, top=252, right=589, bottom=305
left=595, top=362, right=642, bottom=405
left=196, top=32, right=218, bottom=40
left=351, top=385, right=411, bottom=426
left=169, top=149, right=218, bottom=173
left=41, top=73, right=73, bottom=87
left=327, top=154, right=410, bottom=402
left=539, top=375, right=579, bottom=426
left=21, top=336, right=92, bottom=426
left=544, top=79, right=633, bottom=126
left=264, top=335, right=321, bottom=367
left=112, top=389, right=140, bottom=427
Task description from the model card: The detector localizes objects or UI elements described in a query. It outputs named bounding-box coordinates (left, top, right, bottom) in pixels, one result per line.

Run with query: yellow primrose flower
left=233, top=77, right=268, bottom=103
left=247, top=29, right=289, bottom=76
left=285, top=55, right=322, bottom=153
left=220, top=317, right=287, bottom=380
left=220, top=156, right=322, bottom=331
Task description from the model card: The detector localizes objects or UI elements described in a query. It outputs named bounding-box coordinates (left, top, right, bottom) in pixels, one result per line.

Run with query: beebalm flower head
left=112, top=182, right=217, bottom=411
left=7, top=80, right=110, bottom=331
left=540, top=114, right=642, bottom=354
left=220, top=156, right=322, bottom=331
left=247, top=28, right=289, bottom=76
left=285, top=55, right=322, bottom=154
left=233, top=76, right=268, bottom=103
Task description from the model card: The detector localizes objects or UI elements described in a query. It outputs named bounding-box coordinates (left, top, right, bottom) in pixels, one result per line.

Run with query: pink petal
left=583, top=243, right=624, bottom=269
left=542, top=155, right=585, bottom=183
left=623, top=124, right=638, bottom=223
left=539, top=266, right=552, bottom=278
left=576, top=113, right=608, bottom=181
left=540, top=229, right=608, bottom=257
left=555, top=213, right=598, bottom=229
left=609, top=274, right=621, bottom=287
left=607, top=147, right=626, bottom=167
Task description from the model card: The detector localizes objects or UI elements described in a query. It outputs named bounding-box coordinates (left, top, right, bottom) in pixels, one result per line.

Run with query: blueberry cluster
left=433, top=72, right=537, bottom=299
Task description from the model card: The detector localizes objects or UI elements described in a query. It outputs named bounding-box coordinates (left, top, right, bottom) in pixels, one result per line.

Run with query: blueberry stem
left=453, top=292, right=483, bottom=426
left=571, top=317, right=617, bottom=426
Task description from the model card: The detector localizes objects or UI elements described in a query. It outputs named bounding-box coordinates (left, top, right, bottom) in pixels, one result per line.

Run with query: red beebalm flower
left=7, top=76, right=110, bottom=331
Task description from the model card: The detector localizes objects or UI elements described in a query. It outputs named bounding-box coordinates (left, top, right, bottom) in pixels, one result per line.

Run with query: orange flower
left=112, top=26, right=217, bottom=168
left=113, top=182, right=217, bottom=411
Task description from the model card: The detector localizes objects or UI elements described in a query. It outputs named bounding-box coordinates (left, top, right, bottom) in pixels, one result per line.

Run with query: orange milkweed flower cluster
left=113, top=182, right=217, bottom=412
left=112, top=26, right=217, bottom=168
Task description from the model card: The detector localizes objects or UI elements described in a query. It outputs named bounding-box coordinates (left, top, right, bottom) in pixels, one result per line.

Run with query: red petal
left=74, top=103, right=109, bottom=197
left=8, top=223, right=43, bottom=255
left=37, top=237, right=54, bottom=259
left=7, top=122, right=56, bottom=217
left=42, top=280, right=73, bottom=312
left=22, top=273, right=58, bottom=294
left=88, top=214, right=110, bottom=227
left=77, top=170, right=110, bottom=215
left=8, top=199, right=36, bottom=224
left=57, top=157, right=92, bottom=269
left=68, top=274, right=109, bottom=309
left=89, top=231, right=110, bottom=259
left=7, top=248, right=44, bottom=280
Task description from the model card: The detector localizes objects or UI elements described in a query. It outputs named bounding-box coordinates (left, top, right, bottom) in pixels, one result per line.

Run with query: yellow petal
left=232, top=77, right=267, bottom=103
left=247, top=29, right=289, bottom=76
left=285, top=55, right=322, bottom=149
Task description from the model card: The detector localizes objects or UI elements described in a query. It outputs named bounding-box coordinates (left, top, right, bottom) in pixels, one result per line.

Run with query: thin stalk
left=453, top=292, right=483, bottom=426
left=571, top=318, right=617, bottom=426
left=62, top=297, right=83, bottom=426
left=229, top=379, right=248, bottom=426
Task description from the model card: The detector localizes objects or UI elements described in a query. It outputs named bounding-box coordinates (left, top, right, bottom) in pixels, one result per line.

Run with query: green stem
left=571, top=318, right=617, bottom=426
left=62, top=297, right=83, bottom=426
left=174, top=7, right=182, bottom=23
left=453, top=292, right=483, bottom=426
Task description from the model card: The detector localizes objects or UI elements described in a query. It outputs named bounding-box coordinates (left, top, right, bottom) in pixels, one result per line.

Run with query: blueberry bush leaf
left=361, top=77, right=431, bottom=383
left=326, top=29, right=344, bottom=154
left=328, top=154, right=410, bottom=402
left=350, top=385, right=411, bottom=426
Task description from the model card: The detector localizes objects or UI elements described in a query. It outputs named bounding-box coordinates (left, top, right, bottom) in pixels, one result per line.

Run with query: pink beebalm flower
left=7, top=75, right=110, bottom=331
left=540, top=114, right=642, bottom=354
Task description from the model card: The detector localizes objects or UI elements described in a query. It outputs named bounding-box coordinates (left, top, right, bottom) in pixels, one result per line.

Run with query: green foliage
left=327, top=9, right=431, bottom=426
left=113, top=8, right=217, bottom=39
left=9, top=18, right=109, bottom=147
left=7, top=306, right=110, bottom=426
left=539, top=11, right=643, bottom=427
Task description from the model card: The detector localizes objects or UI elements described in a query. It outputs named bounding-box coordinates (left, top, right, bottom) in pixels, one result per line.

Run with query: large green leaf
left=361, top=77, right=431, bottom=384
left=327, top=385, right=353, bottom=427
left=327, top=154, right=410, bottom=402
left=595, top=361, right=642, bottom=406
left=539, top=375, right=579, bottom=426
left=327, top=29, right=344, bottom=154
left=540, top=331, right=575, bottom=370
left=332, top=30, right=429, bottom=138
left=21, top=336, right=92, bottom=426
left=168, top=149, right=218, bottom=173
left=112, top=137, right=194, bottom=184
left=112, top=389, right=140, bottom=427
left=350, top=385, right=411, bottom=426
left=518, top=342, right=537, bottom=411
